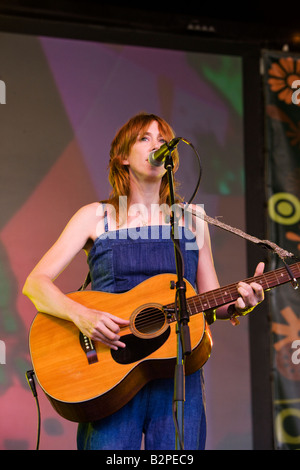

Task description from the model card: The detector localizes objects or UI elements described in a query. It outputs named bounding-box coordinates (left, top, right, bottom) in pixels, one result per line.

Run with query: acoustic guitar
left=29, top=263, right=300, bottom=423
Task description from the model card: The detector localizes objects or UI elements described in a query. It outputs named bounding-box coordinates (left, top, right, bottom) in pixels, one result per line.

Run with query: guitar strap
left=182, top=204, right=296, bottom=261
left=78, top=271, right=91, bottom=291
left=182, top=204, right=299, bottom=288
left=78, top=204, right=298, bottom=292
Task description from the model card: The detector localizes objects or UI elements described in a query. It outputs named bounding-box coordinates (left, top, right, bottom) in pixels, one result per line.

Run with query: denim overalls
left=77, top=209, right=207, bottom=450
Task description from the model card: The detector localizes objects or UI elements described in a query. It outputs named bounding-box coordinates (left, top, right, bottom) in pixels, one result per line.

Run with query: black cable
left=172, top=399, right=185, bottom=450
left=26, top=369, right=41, bottom=450
left=179, top=138, right=203, bottom=204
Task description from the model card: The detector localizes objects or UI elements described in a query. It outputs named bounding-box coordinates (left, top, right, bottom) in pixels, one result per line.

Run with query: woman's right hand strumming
left=72, top=307, right=130, bottom=350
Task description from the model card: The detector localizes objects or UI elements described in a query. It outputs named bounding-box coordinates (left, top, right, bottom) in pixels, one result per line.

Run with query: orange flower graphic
left=272, top=306, right=300, bottom=351
left=266, top=104, right=300, bottom=146
left=272, top=306, right=300, bottom=380
left=268, top=57, right=300, bottom=104
left=286, top=229, right=300, bottom=251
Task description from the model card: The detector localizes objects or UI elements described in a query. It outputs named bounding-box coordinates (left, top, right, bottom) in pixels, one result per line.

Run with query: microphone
left=148, top=137, right=181, bottom=167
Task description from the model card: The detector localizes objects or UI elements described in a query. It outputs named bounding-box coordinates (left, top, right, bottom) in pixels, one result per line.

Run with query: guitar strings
left=123, top=264, right=299, bottom=333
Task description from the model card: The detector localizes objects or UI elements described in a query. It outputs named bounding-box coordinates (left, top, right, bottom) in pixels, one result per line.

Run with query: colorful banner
left=263, top=51, right=300, bottom=450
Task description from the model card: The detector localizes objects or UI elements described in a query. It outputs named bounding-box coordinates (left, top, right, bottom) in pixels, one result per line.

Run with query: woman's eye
left=139, top=136, right=166, bottom=144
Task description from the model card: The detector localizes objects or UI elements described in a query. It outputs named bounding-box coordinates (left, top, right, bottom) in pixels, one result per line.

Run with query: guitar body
left=29, top=273, right=213, bottom=423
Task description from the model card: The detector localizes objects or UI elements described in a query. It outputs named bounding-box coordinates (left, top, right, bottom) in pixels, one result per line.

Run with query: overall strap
left=103, top=203, right=109, bottom=232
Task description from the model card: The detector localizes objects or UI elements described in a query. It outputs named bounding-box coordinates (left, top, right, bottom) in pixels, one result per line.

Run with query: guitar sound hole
left=134, top=307, right=166, bottom=335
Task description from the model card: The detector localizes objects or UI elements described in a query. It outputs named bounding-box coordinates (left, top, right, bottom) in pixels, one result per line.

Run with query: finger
left=237, top=283, right=251, bottom=302
left=236, top=296, right=246, bottom=311
left=90, top=327, right=127, bottom=349
left=237, top=281, right=264, bottom=308
left=106, top=312, right=130, bottom=326
left=254, top=261, right=265, bottom=277
left=102, top=338, right=127, bottom=350
left=95, top=334, right=126, bottom=350
left=237, top=283, right=255, bottom=307
left=249, top=281, right=264, bottom=302
left=97, top=312, right=128, bottom=334
left=97, top=320, right=122, bottom=341
left=85, top=315, right=119, bottom=342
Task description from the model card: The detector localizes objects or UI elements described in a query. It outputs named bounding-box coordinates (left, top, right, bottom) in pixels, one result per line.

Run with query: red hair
left=107, top=113, right=181, bottom=216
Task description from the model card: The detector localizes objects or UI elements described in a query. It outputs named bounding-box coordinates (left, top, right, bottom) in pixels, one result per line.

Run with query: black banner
left=263, top=51, right=300, bottom=450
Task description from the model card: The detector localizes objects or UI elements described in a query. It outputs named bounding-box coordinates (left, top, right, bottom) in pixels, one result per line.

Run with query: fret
left=210, top=290, right=218, bottom=309
left=293, top=264, right=300, bottom=278
left=263, top=274, right=270, bottom=290
left=189, top=297, right=198, bottom=315
left=220, top=287, right=236, bottom=304
left=200, top=293, right=211, bottom=311
left=271, top=270, right=283, bottom=286
left=273, top=270, right=281, bottom=286
left=277, top=271, right=287, bottom=286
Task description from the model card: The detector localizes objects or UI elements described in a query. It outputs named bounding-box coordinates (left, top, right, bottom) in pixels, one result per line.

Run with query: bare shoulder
left=71, top=202, right=104, bottom=225
left=70, top=202, right=106, bottom=240
left=75, top=202, right=101, bottom=217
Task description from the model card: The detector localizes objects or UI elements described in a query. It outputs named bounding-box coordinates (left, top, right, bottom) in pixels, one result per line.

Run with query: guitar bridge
left=79, top=332, right=98, bottom=365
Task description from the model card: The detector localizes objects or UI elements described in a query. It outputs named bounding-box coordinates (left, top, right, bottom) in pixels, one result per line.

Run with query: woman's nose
left=153, top=140, right=164, bottom=151
left=151, top=144, right=159, bottom=152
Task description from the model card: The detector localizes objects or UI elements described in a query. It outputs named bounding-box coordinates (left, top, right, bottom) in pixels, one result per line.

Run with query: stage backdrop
left=264, top=50, right=300, bottom=449
left=0, top=31, right=250, bottom=450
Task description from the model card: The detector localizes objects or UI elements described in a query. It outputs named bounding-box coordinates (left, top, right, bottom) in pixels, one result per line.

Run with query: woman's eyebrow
left=140, top=131, right=165, bottom=138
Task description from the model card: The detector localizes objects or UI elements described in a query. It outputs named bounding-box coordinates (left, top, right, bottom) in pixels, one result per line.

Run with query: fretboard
left=166, top=261, right=300, bottom=318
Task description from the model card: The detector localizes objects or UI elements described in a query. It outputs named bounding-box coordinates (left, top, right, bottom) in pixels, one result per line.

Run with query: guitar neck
left=166, top=261, right=300, bottom=317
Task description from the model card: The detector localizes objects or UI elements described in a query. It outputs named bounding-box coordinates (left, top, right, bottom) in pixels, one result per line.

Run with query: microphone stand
left=164, top=150, right=191, bottom=450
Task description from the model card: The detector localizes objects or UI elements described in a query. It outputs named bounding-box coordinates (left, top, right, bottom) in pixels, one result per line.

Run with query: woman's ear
left=122, top=158, right=130, bottom=165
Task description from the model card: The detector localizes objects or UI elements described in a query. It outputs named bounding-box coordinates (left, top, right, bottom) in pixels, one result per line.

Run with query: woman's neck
left=117, top=178, right=169, bottom=227
left=128, top=179, right=161, bottom=210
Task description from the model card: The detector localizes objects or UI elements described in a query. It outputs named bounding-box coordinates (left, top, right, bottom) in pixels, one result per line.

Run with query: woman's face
left=123, top=120, right=168, bottom=182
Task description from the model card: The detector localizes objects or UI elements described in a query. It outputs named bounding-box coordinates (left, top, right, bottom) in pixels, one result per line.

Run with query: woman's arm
left=23, top=203, right=129, bottom=349
left=194, top=208, right=264, bottom=323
